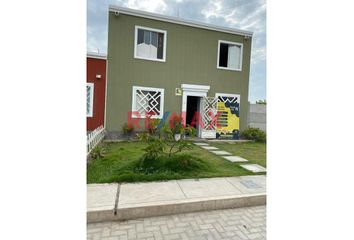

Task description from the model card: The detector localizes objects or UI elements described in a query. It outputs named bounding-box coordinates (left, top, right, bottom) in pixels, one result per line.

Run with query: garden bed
left=87, top=141, right=266, bottom=183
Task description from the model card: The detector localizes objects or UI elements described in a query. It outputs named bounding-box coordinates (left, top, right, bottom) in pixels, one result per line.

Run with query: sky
left=87, top=0, right=266, bottom=103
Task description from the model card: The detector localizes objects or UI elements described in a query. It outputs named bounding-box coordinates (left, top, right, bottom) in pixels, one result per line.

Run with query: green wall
left=106, top=12, right=252, bottom=133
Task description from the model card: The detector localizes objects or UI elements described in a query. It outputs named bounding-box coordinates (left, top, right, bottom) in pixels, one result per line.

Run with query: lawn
left=208, top=142, right=266, bottom=167
left=87, top=141, right=266, bottom=184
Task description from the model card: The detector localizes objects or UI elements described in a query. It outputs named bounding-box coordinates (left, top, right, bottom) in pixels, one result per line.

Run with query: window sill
left=217, top=66, right=242, bottom=72
left=134, top=55, right=166, bottom=62
left=131, top=115, right=163, bottom=119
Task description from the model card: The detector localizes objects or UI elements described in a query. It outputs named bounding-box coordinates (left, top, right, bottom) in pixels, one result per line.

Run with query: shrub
left=122, top=123, right=134, bottom=135
left=241, top=128, right=266, bottom=143
left=147, top=118, right=160, bottom=135
left=90, top=145, right=107, bottom=160
left=137, top=116, right=196, bottom=162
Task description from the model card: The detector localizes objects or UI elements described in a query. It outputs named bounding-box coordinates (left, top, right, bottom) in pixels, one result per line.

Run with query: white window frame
left=134, top=25, right=167, bottom=62
left=217, top=40, right=243, bottom=72
left=131, top=86, right=165, bottom=119
left=87, top=83, right=94, bottom=117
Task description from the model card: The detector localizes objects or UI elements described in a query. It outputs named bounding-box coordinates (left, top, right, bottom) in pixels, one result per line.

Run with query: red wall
left=87, top=57, right=106, bottom=131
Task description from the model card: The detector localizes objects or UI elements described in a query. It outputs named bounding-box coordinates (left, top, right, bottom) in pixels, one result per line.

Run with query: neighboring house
left=248, top=103, right=266, bottom=132
left=87, top=52, right=107, bottom=131
left=105, top=6, right=253, bottom=139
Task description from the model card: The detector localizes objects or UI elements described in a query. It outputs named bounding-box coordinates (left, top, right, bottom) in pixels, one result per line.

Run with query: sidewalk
left=87, top=175, right=266, bottom=223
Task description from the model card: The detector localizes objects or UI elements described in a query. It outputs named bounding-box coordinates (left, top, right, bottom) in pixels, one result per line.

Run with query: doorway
left=186, top=96, right=200, bottom=128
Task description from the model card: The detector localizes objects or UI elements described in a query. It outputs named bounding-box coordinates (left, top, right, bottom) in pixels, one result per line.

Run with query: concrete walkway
left=87, top=176, right=266, bottom=223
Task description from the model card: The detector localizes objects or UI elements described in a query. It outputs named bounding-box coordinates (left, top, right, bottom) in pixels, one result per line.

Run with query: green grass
left=87, top=141, right=266, bottom=184
left=209, top=142, right=266, bottom=167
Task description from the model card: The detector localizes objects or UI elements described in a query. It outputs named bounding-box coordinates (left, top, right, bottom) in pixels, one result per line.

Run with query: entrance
left=181, top=84, right=217, bottom=139
left=186, top=96, right=200, bottom=127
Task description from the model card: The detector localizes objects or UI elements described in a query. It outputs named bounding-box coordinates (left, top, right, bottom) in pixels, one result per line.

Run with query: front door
left=200, top=96, right=218, bottom=139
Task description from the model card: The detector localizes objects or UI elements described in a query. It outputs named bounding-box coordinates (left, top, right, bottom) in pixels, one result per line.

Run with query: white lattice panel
left=201, top=97, right=218, bottom=138
left=132, top=86, right=164, bottom=118
left=87, top=83, right=94, bottom=117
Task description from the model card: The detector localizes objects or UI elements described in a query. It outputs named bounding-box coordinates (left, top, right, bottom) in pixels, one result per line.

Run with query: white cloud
left=87, top=0, right=266, bottom=101
left=121, top=0, right=167, bottom=13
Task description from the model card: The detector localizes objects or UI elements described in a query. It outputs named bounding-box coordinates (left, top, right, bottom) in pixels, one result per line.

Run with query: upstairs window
left=134, top=26, right=167, bottom=62
left=86, top=83, right=94, bottom=117
left=217, top=40, right=243, bottom=71
left=131, top=86, right=165, bottom=119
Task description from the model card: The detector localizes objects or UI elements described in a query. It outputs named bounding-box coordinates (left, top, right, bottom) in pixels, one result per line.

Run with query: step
left=87, top=176, right=266, bottom=223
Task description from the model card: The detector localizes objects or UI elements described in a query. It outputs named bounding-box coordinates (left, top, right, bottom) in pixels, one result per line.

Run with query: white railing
left=87, top=125, right=105, bottom=155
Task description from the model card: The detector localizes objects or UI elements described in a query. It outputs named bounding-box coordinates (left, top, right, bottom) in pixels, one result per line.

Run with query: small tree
left=137, top=115, right=196, bottom=161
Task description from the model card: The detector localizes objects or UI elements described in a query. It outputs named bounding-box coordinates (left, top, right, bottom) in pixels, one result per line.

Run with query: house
left=87, top=52, right=107, bottom=131
left=105, top=6, right=253, bottom=139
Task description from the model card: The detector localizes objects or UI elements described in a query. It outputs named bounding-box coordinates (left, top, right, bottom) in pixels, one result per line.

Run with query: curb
left=87, top=192, right=266, bottom=223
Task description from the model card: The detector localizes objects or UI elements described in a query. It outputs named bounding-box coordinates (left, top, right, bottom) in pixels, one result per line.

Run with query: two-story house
left=105, top=6, right=253, bottom=139
left=87, top=52, right=107, bottom=132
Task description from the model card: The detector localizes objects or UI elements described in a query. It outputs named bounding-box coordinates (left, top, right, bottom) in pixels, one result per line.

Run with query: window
left=134, top=26, right=167, bottom=62
left=132, top=86, right=165, bottom=119
left=217, top=40, right=243, bottom=71
left=87, top=83, right=94, bottom=117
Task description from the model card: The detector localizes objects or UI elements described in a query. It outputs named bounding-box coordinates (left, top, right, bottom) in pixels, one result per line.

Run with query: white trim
left=215, top=92, right=241, bottom=99
left=217, top=40, right=243, bottom=72
left=215, top=92, right=241, bottom=116
left=181, top=84, right=210, bottom=92
left=131, top=86, right=165, bottom=119
left=87, top=52, right=107, bottom=60
left=134, top=25, right=167, bottom=62
left=181, top=84, right=210, bottom=137
left=109, top=6, right=253, bottom=37
left=87, top=83, right=94, bottom=118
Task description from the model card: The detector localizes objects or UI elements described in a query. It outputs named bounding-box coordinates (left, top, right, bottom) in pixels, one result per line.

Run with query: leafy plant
left=90, top=145, right=107, bottom=160
left=241, top=128, right=266, bottom=143
left=256, top=99, right=267, bottom=104
left=137, top=116, right=197, bottom=163
left=122, top=122, right=134, bottom=135
left=147, top=118, right=160, bottom=135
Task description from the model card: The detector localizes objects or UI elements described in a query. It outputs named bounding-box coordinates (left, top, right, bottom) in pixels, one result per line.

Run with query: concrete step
left=87, top=176, right=266, bottom=223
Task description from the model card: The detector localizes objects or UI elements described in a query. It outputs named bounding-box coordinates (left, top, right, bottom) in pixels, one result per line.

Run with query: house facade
left=105, top=6, right=253, bottom=139
left=87, top=52, right=107, bottom=131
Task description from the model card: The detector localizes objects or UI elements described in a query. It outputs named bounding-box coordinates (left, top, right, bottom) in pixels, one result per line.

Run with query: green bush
left=147, top=119, right=160, bottom=135
left=90, top=145, right=107, bottom=160
left=122, top=123, right=134, bottom=135
left=241, top=128, right=266, bottom=143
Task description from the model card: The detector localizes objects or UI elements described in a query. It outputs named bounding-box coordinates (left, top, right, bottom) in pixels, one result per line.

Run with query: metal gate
left=200, top=96, right=218, bottom=139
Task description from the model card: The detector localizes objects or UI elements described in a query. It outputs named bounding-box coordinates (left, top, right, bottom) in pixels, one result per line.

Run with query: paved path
left=87, top=176, right=266, bottom=222
left=87, top=205, right=266, bottom=240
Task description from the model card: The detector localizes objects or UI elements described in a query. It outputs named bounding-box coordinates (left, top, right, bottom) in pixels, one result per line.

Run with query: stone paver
left=240, top=164, right=266, bottom=173
left=87, top=205, right=266, bottom=240
left=201, top=146, right=219, bottom=150
left=210, top=150, right=232, bottom=155
left=222, top=156, right=249, bottom=162
left=193, top=142, right=209, bottom=146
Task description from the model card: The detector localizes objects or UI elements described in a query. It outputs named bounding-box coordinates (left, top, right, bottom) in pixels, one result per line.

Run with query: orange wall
left=87, top=57, right=106, bottom=131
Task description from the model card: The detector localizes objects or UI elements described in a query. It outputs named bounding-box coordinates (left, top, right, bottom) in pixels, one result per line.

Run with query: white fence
left=87, top=125, right=105, bottom=155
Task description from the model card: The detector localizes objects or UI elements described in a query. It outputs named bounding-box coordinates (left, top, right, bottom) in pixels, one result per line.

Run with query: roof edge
left=87, top=52, right=107, bottom=60
left=109, top=5, right=253, bottom=37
